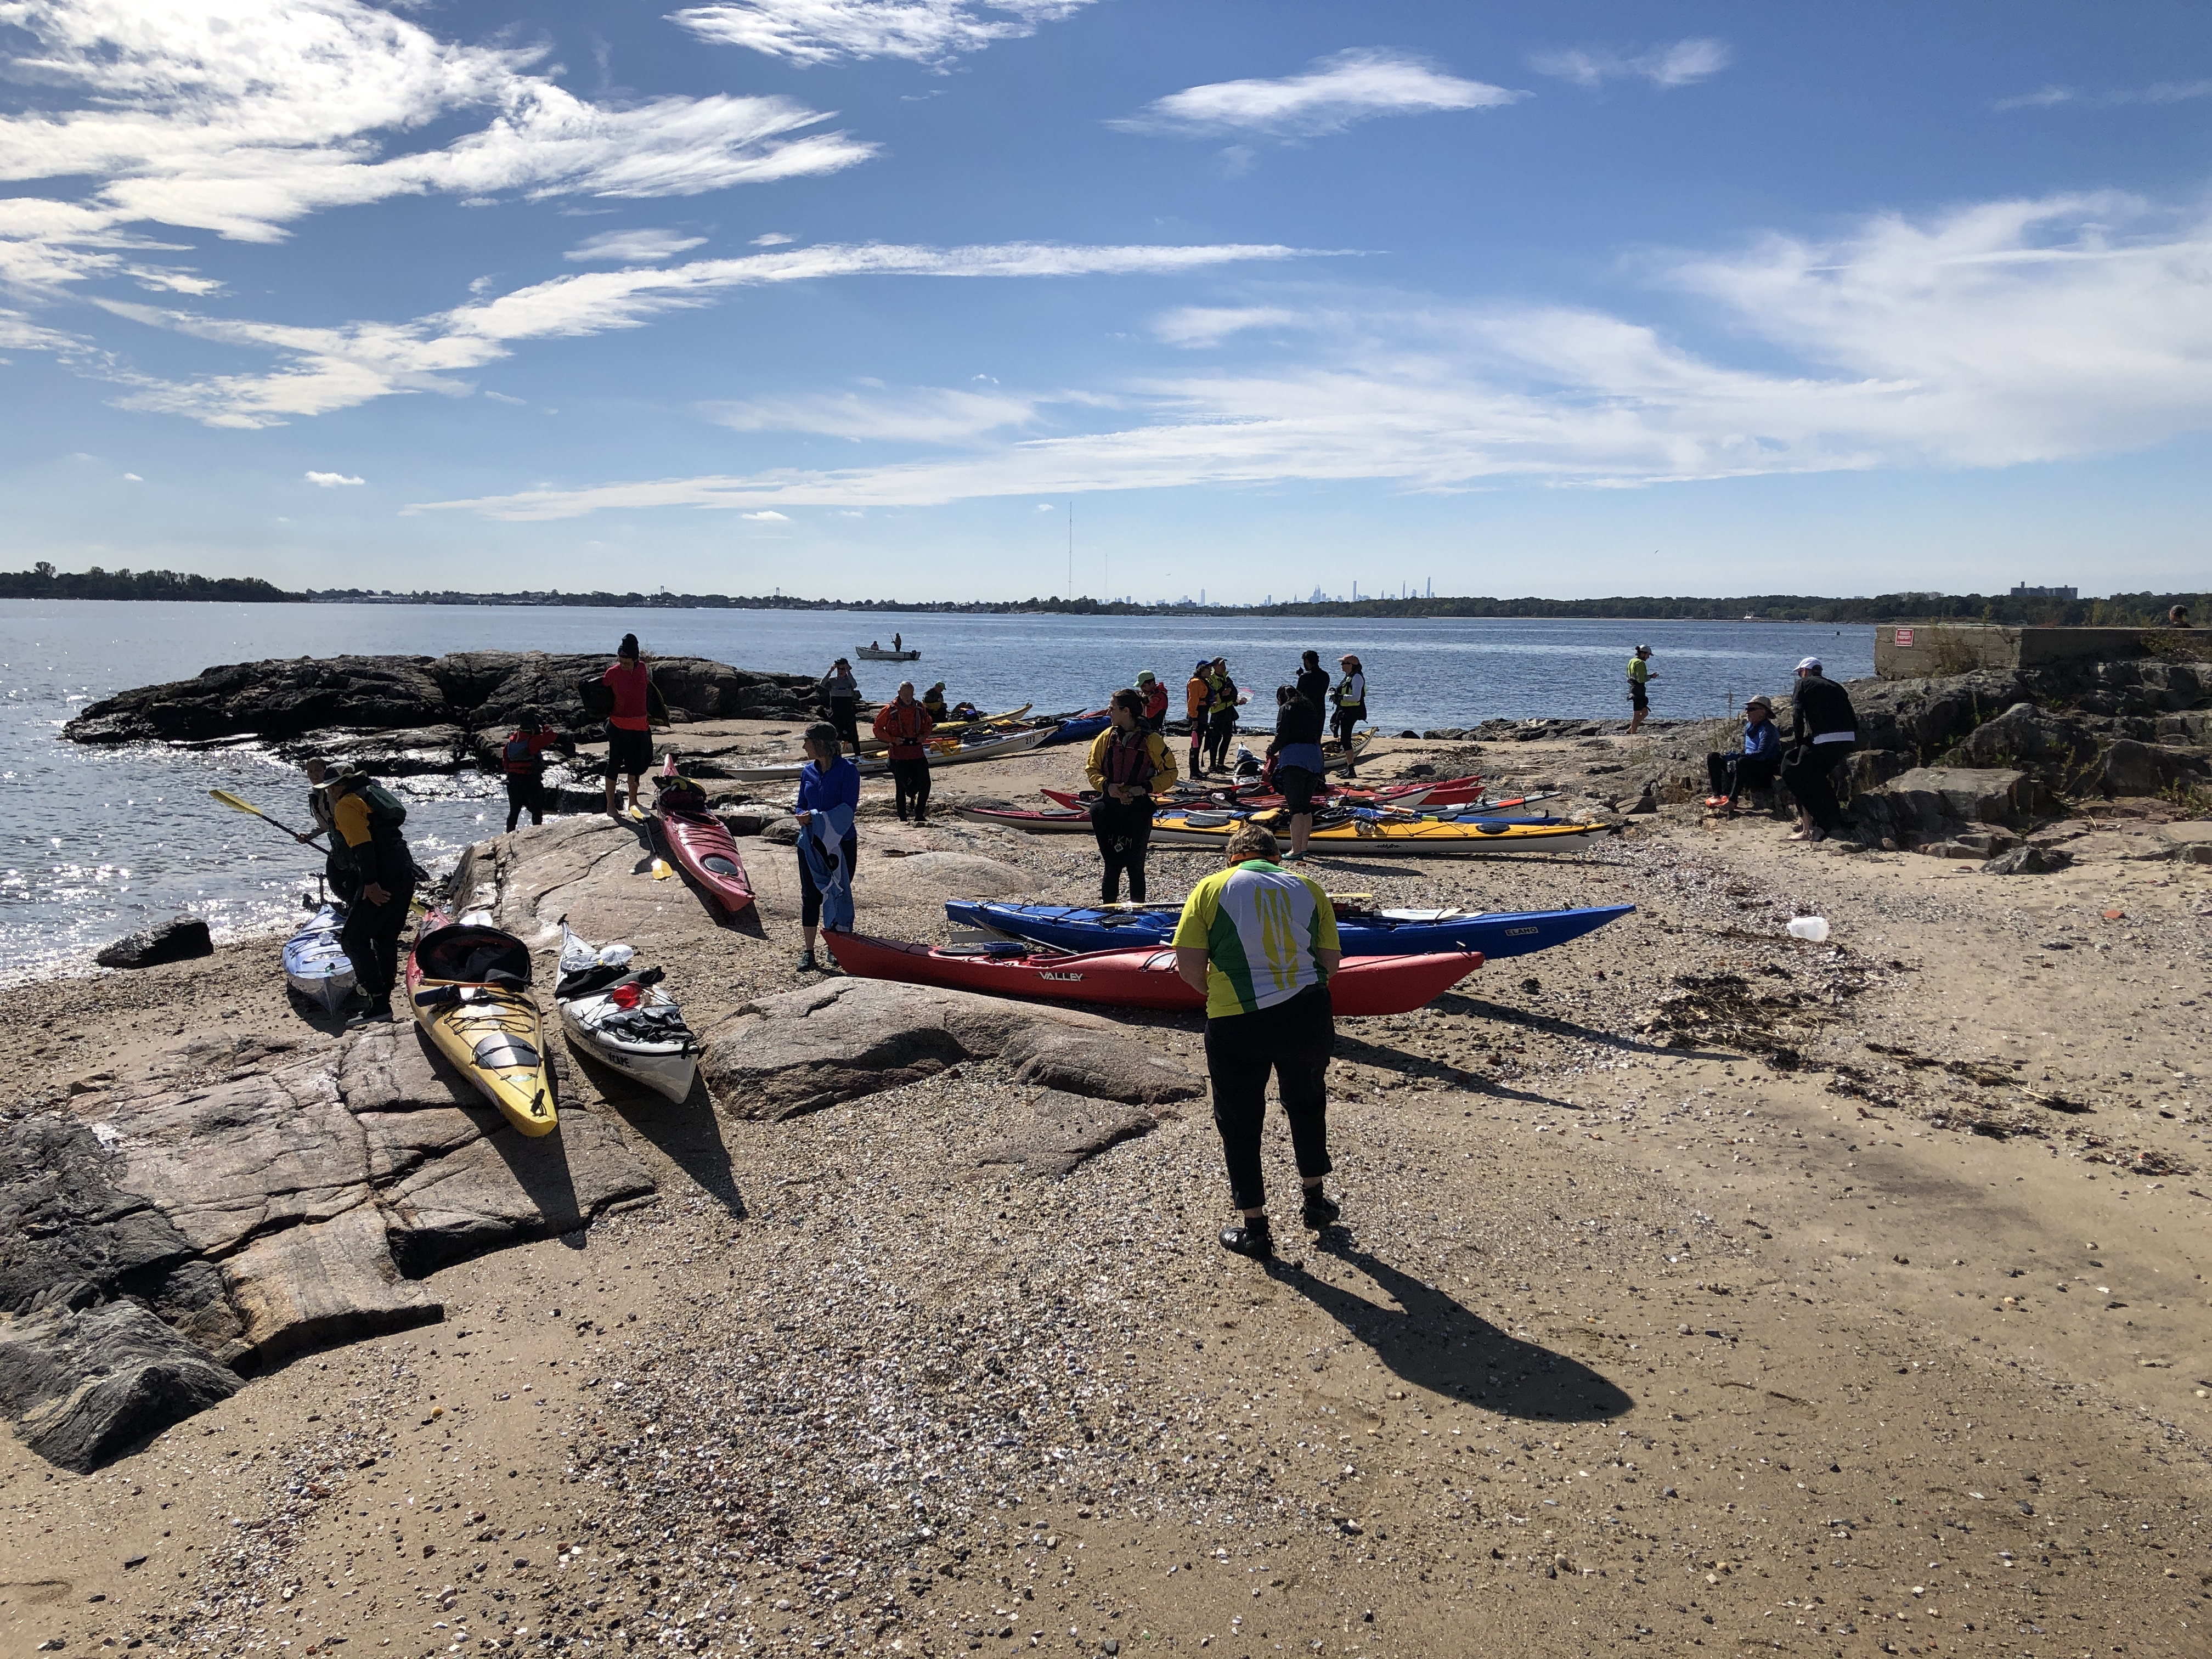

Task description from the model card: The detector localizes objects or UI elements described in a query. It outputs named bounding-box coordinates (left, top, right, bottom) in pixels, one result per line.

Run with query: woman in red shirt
left=602, top=634, right=653, bottom=816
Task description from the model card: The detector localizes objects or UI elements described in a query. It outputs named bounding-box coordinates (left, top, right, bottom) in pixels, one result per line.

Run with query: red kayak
left=653, top=807, right=755, bottom=916
left=823, top=931, right=1482, bottom=1015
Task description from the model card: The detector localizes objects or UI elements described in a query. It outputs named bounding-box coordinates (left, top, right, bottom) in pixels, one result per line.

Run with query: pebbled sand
left=2, top=725, right=2208, bottom=1657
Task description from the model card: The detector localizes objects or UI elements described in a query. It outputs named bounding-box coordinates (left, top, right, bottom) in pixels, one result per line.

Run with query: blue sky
left=2, top=0, right=2208, bottom=603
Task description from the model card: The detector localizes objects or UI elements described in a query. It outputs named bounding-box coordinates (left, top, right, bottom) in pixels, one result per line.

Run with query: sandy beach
left=3, top=721, right=2208, bottom=1658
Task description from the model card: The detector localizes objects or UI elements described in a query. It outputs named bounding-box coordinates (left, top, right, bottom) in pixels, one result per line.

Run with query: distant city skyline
left=2, top=1, right=2208, bottom=600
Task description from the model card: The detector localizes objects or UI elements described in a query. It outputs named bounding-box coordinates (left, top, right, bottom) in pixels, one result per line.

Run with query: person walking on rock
left=1330, top=654, right=1367, bottom=775
left=601, top=634, right=656, bottom=817
left=1086, top=687, right=1177, bottom=904
left=1705, top=696, right=1780, bottom=814
left=793, top=722, right=860, bottom=972
left=872, top=680, right=936, bottom=823
left=329, top=771, right=416, bottom=1022
left=1781, top=656, right=1859, bottom=843
left=821, top=658, right=861, bottom=758
left=500, top=709, right=570, bottom=832
left=1172, top=822, right=1342, bottom=1259
left=1626, top=644, right=1655, bottom=735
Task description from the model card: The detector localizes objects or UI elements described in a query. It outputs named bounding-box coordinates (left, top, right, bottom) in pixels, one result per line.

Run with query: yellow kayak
left=405, top=912, right=558, bottom=1136
left=1149, top=809, right=1613, bottom=857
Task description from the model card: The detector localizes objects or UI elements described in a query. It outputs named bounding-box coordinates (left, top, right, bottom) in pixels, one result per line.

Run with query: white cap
left=1796, top=656, right=1822, bottom=672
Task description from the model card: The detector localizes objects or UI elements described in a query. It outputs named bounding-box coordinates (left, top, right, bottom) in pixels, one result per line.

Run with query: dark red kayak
left=823, top=930, right=1481, bottom=1015
left=653, top=808, right=754, bottom=916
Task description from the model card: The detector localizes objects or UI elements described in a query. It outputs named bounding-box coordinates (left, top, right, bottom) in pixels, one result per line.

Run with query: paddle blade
left=208, top=787, right=271, bottom=820
left=651, top=859, right=674, bottom=880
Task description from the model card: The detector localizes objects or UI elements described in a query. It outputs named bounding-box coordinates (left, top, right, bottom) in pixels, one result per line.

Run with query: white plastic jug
left=1786, top=916, right=1830, bottom=943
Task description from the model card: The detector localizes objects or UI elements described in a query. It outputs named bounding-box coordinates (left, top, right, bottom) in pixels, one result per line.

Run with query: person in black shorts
left=1266, top=683, right=1327, bottom=860
left=821, top=658, right=861, bottom=757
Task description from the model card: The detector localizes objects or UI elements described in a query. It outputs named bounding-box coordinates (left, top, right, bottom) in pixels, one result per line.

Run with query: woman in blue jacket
left=1705, top=696, right=1780, bottom=812
left=793, top=721, right=860, bottom=972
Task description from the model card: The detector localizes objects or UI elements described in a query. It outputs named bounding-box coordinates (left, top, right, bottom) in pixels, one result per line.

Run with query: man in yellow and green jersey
left=1627, top=643, right=1655, bottom=733
left=1172, top=823, right=1343, bottom=1258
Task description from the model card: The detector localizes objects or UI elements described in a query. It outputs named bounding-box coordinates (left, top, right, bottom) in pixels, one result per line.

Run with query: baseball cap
left=1136, top=670, right=1156, bottom=684
left=1797, top=656, right=1822, bottom=672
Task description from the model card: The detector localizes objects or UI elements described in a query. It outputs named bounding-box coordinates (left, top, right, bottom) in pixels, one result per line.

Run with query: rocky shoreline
left=5, top=653, right=2210, bottom=1655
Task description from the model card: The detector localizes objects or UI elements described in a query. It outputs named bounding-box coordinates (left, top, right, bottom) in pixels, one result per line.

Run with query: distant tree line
left=8, top=566, right=2201, bottom=624
left=0, top=562, right=301, bottom=602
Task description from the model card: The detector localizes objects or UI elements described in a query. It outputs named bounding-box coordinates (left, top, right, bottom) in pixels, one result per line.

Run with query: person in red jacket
left=602, top=633, right=653, bottom=816
left=871, top=680, right=936, bottom=822
left=500, top=710, right=571, bottom=832
left=1136, top=669, right=1169, bottom=733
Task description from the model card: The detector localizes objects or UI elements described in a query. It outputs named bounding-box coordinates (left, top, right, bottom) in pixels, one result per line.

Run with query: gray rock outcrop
left=63, top=651, right=820, bottom=748
left=967, top=1089, right=1171, bottom=1181
left=94, top=917, right=213, bottom=970
left=0, top=1299, right=242, bottom=1473
left=701, top=979, right=1123, bottom=1120
left=998, top=1026, right=1206, bottom=1105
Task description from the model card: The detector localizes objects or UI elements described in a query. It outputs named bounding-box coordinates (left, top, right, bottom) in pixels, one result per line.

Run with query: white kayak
left=283, top=905, right=356, bottom=1014
left=721, top=724, right=1052, bottom=785
left=554, top=924, right=699, bottom=1104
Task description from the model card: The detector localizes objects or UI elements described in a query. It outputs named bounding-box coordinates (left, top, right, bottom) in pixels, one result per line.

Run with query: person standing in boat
left=1184, top=660, right=1212, bottom=777
left=1172, top=821, right=1342, bottom=1259
left=1085, top=687, right=1177, bottom=904
left=821, top=657, right=861, bottom=758
left=601, top=634, right=656, bottom=817
left=328, top=771, right=417, bottom=1022
left=1329, top=654, right=1367, bottom=776
left=872, top=680, right=936, bottom=823
left=793, top=722, right=860, bottom=973
left=1265, top=683, right=1326, bottom=860
left=892, top=631, right=902, bottom=652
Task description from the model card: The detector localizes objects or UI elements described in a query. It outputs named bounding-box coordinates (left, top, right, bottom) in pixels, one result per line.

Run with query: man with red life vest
left=1136, top=669, right=1169, bottom=733
left=871, top=680, right=936, bottom=822
left=602, top=633, right=654, bottom=816
left=500, top=709, right=571, bottom=832
left=1085, top=687, right=1178, bottom=904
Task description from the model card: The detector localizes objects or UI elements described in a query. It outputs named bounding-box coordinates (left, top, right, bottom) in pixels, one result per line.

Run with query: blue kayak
left=944, top=899, right=1635, bottom=960
left=1037, top=714, right=1111, bottom=748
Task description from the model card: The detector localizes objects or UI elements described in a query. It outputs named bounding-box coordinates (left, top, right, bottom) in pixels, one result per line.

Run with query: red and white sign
left=1894, top=628, right=1915, bottom=646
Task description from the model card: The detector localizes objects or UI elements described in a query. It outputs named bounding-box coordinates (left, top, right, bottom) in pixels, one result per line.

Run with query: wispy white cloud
left=1996, top=78, right=2212, bottom=112
left=0, top=0, right=874, bottom=292
left=414, top=193, right=2212, bottom=519
left=669, top=0, right=1094, bottom=67
left=708, top=383, right=1041, bottom=443
left=752, top=231, right=795, bottom=246
left=304, top=470, right=365, bottom=486
left=740, top=508, right=789, bottom=520
left=93, top=239, right=1312, bottom=427
left=121, top=471, right=141, bottom=481
left=566, top=228, right=709, bottom=263
left=1111, top=48, right=1521, bottom=139
left=1528, top=38, right=1732, bottom=91
left=1152, top=305, right=1297, bottom=347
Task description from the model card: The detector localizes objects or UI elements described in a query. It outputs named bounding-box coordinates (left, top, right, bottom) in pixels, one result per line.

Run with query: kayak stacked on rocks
left=823, top=930, right=1482, bottom=1015
left=406, top=910, right=557, bottom=1137
left=282, top=904, right=356, bottom=1014
left=555, top=924, right=700, bottom=1104
left=943, top=899, right=1635, bottom=959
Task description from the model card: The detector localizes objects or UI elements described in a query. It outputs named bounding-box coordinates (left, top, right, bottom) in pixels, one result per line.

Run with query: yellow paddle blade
left=627, top=803, right=646, bottom=822
left=651, top=859, right=674, bottom=880
left=208, top=787, right=272, bottom=820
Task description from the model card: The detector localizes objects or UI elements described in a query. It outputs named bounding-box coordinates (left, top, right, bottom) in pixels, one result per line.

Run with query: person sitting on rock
left=922, top=681, right=950, bottom=721
left=1705, top=696, right=1780, bottom=814
left=500, top=709, right=571, bottom=833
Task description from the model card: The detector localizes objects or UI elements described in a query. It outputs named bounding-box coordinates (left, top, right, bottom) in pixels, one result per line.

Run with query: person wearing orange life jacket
left=1184, top=660, right=1211, bottom=777
left=872, top=680, right=937, bottom=822
left=500, top=709, right=572, bottom=832
left=1086, top=687, right=1178, bottom=904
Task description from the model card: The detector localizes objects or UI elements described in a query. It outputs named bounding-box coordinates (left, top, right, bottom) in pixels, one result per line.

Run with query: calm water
left=0, top=601, right=1869, bottom=980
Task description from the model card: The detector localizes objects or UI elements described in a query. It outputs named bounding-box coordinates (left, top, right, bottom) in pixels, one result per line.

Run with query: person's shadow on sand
left=1267, top=1242, right=1632, bottom=1423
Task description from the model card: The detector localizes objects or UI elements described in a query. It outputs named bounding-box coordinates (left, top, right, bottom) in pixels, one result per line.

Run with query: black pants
left=1205, top=709, right=1237, bottom=770
left=1206, top=983, right=1335, bottom=1212
left=1781, top=742, right=1851, bottom=832
left=1331, top=707, right=1363, bottom=769
left=1705, top=751, right=1779, bottom=804
left=324, top=851, right=359, bottom=910
left=889, top=757, right=931, bottom=820
left=798, top=833, right=857, bottom=928
left=829, top=698, right=860, bottom=751
left=1089, top=797, right=1152, bottom=902
left=505, top=774, right=544, bottom=832
left=342, top=882, right=413, bottom=1009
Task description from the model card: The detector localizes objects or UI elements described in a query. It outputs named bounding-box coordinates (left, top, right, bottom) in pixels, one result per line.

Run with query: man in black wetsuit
left=1780, top=657, right=1859, bottom=843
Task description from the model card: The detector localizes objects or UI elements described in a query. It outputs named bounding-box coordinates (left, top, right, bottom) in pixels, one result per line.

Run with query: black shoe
left=1301, top=1189, right=1341, bottom=1229
left=1218, top=1218, right=1273, bottom=1258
